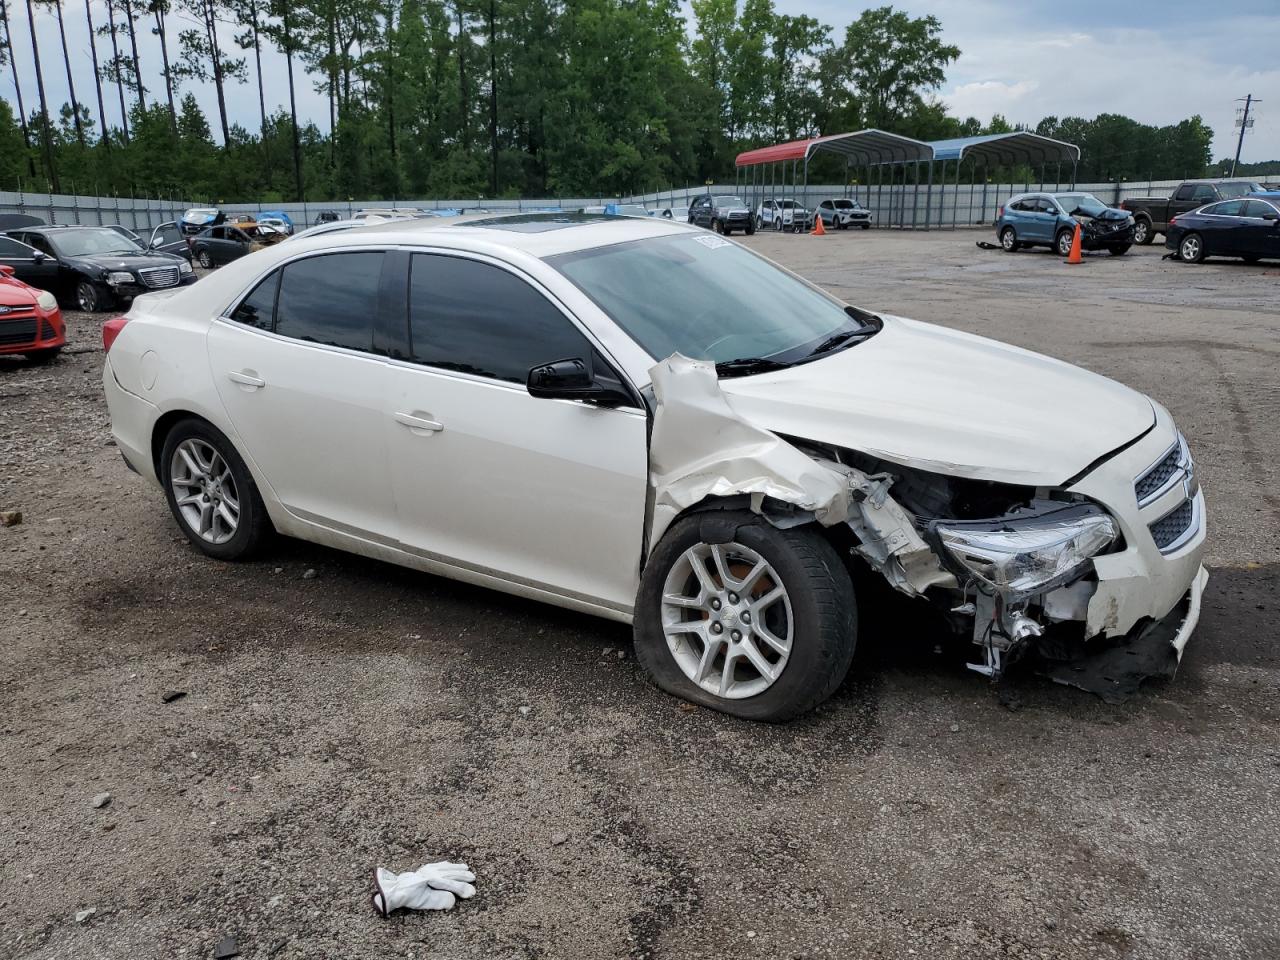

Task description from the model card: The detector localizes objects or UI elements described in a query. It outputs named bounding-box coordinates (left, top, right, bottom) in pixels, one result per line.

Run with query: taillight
left=102, top=315, right=129, bottom=353
left=1169, top=216, right=1178, bottom=227
left=996, top=205, right=1004, bottom=218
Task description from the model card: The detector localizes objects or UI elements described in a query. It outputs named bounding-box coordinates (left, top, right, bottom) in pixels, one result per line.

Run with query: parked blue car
left=996, top=192, right=1136, bottom=257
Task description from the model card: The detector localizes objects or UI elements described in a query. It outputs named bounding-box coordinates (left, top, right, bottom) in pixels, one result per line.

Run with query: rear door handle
left=394, top=411, right=444, bottom=433
left=227, top=370, right=266, bottom=388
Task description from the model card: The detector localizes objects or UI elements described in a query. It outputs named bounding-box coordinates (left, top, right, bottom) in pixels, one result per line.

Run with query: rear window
left=273, top=252, right=383, bottom=351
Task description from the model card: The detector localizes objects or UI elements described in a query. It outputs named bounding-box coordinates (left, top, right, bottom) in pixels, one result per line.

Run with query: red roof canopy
left=735, top=129, right=935, bottom=167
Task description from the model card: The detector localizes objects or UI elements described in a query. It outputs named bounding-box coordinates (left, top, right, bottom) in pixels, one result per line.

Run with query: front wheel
left=633, top=511, right=857, bottom=722
left=161, top=418, right=272, bottom=560
left=1056, top=228, right=1076, bottom=257
left=860, top=223, right=870, bottom=230
left=712, top=218, right=723, bottom=234
left=1132, top=217, right=1153, bottom=245
left=76, top=280, right=113, bottom=313
left=1108, top=244, right=1131, bottom=256
left=197, top=249, right=213, bottom=269
left=755, top=215, right=763, bottom=231
left=1178, top=232, right=1205, bottom=263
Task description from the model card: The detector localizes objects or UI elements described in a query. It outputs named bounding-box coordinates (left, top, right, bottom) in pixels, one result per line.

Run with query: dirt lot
left=2, top=230, right=1278, bottom=960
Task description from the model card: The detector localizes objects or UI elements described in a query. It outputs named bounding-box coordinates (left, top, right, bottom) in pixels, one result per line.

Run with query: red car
left=0, top=264, right=64, bottom=362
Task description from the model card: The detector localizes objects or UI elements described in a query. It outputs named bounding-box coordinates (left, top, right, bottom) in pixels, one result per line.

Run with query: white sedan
left=102, top=215, right=1207, bottom=720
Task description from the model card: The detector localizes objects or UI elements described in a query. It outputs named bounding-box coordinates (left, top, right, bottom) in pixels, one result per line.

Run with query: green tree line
left=0, top=1, right=1218, bottom=202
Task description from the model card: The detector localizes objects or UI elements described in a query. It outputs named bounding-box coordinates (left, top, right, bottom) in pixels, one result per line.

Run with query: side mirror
left=527, top=357, right=628, bottom=405
left=150, top=237, right=163, bottom=248
left=32, top=251, right=45, bottom=263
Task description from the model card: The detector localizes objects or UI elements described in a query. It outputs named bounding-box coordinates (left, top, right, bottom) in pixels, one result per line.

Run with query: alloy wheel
left=1057, top=231, right=1073, bottom=256
left=76, top=282, right=98, bottom=312
left=170, top=438, right=240, bottom=544
left=660, top=541, right=793, bottom=700
left=1133, top=220, right=1149, bottom=244
left=1180, top=235, right=1201, bottom=262
left=198, top=250, right=213, bottom=269
left=1000, top=227, right=1015, bottom=251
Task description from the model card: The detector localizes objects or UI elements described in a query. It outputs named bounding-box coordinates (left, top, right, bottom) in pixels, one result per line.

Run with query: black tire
left=773, top=216, right=783, bottom=232
left=712, top=218, right=723, bottom=234
left=745, top=223, right=755, bottom=236
left=160, top=417, right=272, bottom=561
left=1132, top=216, right=1153, bottom=245
left=1242, top=255, right=1261, bottom=264
left=76, top=279, right=113, bottom=313
left=1108, top=244, right=1131, bottom=256
left=1055, top=228, right=1075, bottom=258
left=860, top=223, right=870, bottom=230
left=25, top=346, right=61, bottom=364
left=999, top=226, right=1019, bottom=252
left=633, top=510, right=857, bottom=722
left=197, top=249, right=213, bottom=269
left=755, top=215, right=763, bottom=231
left=1178, top=232, right=1206, bottom=264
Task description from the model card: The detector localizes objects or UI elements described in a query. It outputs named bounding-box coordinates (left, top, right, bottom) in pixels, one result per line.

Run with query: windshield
left=614, top=205, right=650, bottom=217
left=1054, top=193, right=1109, bottom=217
left=777, top=200, right=798, bottom=209
left=48, top=229, right=144, bottom=257
left=550, top=234, right=875, bottom=369
left=1218, top=181, right=1263, bottom=199
left=833, top=200, right=854, bottom=209
left=713, top=196, right=745, bottom=206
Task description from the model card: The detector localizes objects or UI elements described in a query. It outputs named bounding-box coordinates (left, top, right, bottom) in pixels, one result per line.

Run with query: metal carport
left=734, top=130, right=934, bottom=229
left=733, top=129, right=1081, bottom=230
left=928, top=132, right=1081, bottom=229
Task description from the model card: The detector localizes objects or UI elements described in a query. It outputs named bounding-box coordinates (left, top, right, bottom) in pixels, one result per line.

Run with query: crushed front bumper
left=1033, top=565, right=1207, bottom=702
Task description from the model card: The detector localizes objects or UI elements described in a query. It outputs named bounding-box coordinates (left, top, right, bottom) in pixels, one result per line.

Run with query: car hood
left=66, top=251, right=185, bottom=272
left=716, top=315, right=1155, bottom=488
left=0, top=280, right=36, bottom=307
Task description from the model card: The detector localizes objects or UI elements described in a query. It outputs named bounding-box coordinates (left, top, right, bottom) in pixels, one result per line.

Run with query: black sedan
left=1166, top=197, right=1280, bottom=264
left=1, top=225, right=196, bottom=311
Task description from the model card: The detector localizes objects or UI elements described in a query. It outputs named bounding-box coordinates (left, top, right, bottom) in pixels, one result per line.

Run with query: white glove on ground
left=372, top=860, right=477, bottom=916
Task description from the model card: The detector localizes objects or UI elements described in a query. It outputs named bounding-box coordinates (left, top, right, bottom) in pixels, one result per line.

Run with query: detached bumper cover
left=1034, top=565, right=1208, bottom=702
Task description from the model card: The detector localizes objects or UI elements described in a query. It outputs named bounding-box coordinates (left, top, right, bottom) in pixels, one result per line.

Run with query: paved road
left=1, top=231, right=1277, bottom=959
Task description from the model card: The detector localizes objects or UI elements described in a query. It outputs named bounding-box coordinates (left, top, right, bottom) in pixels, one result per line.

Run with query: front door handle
left=227, top=370, right=266, bottom=388
left=394, top=411, right=444, bottom=433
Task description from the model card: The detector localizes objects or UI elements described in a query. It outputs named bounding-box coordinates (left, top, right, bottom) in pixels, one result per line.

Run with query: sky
left=7, top=0, right=1278, bottom=167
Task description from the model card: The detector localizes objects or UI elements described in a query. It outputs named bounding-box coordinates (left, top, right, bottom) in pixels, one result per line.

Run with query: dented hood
left=716, top=315, right=1155, bottom=488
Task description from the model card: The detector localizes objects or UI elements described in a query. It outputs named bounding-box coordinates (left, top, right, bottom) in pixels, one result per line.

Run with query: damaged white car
left=102, top=213, right=1207, bottom=720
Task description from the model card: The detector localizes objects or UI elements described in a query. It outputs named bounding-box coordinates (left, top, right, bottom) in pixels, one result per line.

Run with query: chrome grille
left=1149, top=499, right=1196, bottom=552
left=0, top=318, right=38, bottom=345
left=1135, top=444, right=1182, bottom=504
left=139, top=265, right=180, bottom=289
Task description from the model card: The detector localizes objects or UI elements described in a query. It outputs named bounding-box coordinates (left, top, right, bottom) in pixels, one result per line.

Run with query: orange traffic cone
left=811, top=213, right=826, bottom=236
left=1066, top=222, right=1082, bottom=264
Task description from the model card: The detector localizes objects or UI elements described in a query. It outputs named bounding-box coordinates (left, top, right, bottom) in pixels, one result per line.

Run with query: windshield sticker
left=693, top=235, right=731, bottom=250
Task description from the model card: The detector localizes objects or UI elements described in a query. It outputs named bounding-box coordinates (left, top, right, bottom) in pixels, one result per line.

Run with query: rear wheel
left=197, top=249, right=213, bottom=269
left=634, top=511, right=857, bottom=722
left=1178, top=232, right=1205, bottom=263
left=999, top=226, right=1019, bottom=252
left=1132, top=217, right=1153, bottom=245
left=161, top=418, right=272, bottom=560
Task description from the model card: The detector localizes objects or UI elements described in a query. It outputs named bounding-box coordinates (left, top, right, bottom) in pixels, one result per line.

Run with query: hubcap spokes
left=170, top=438, right=239, bottom=544
left=661, top=541, right=793, bottom=700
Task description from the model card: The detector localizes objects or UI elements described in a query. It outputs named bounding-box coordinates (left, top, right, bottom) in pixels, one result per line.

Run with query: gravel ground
left=1, top=231, right=1278, bottom=960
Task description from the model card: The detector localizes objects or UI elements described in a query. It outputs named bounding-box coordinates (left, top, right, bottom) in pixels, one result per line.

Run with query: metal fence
left=1, top=176, right=1275, bottom=234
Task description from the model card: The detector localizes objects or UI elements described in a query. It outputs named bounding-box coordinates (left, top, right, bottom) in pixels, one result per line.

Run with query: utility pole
left=1230, top=94, right=1259, bottom=177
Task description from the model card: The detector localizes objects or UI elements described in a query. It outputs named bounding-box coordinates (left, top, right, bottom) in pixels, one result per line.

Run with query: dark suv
left=688, top=195, right=755, bottom=235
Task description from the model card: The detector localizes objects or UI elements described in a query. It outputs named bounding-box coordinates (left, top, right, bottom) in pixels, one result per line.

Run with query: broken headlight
left=934, top=503, right=1116, bottom=599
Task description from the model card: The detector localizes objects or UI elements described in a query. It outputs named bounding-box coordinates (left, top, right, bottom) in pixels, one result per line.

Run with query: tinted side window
left=409, top=254, right=590, bottom=384
left=230, top=271, right=279, bottom=329
left=1192, top=185, right=1216, bottom=202
left=1212, top=200, right=1244, bottom=217
left=1174, top=185, right=1195, bottom=201
left=1242, top=200, right=1277, bottom=218
left=0, top=236, right=36, bottom=256
left=275, top=252, right=383, bottom=351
